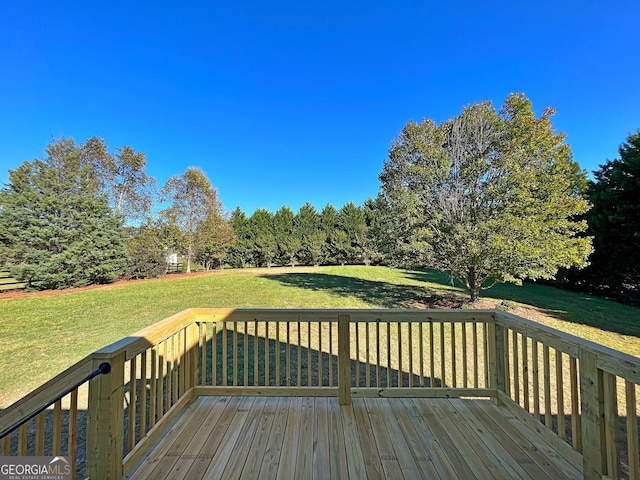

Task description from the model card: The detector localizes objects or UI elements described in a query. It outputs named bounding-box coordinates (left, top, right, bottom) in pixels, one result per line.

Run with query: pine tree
left=0, top=138, right=128, bottom=289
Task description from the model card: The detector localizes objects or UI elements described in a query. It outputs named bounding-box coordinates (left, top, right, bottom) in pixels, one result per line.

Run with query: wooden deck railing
left=1, top=308, right=638, bottom=480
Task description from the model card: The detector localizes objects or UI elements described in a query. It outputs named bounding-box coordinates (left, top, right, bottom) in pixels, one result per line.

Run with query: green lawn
left=1, top=265, right=639, bottom=407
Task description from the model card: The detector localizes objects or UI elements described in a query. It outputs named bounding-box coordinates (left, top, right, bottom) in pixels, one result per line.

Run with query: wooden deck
left=125, top=395, right=583, bottom=480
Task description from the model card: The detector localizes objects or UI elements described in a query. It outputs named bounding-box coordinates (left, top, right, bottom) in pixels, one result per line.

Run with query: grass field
left=1, top=265, right=639, bottom=407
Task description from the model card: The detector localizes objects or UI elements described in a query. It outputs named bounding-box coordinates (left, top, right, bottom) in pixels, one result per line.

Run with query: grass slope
left=1, top=265, right=639, bottom=407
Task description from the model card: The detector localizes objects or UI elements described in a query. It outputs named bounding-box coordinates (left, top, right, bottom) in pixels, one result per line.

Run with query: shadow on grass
left=262, top=272, right=463, bottom=309
left=407, top=269, right=640, bottom=338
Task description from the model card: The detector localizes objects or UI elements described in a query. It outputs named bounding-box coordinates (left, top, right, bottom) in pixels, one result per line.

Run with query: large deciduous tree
left=161, top=167, right=223, bottom=273
left=81, top=137, right=155, bottom=222
left=378, top=93, right=592, bottom=302
left=0, top=137, right=128, bottom=289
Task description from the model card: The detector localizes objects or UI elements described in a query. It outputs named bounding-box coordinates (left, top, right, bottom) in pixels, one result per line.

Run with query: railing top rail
left=496, top=310, right=640, bottom=384
left=194, top=308, right=496, bottom=324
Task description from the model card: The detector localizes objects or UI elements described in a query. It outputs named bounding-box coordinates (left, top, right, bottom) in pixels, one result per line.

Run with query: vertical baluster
left=543, top=345, right=552, bottom=429
left=376, top=320, right=381, bottom=388
left=1, top=431, right=10, bottom=455
left=307, top=321, right=312, bottom=386
left=129, top=357, right=137, bottom=450
left=522, top=336, right=530, bottom=413
left=512, top=331, right=519, bottom=403
left=157, top=343, right=164, bottom=417
left=472, top=322, right=479, bottom=389
left=297, top=321, right=302, bottom=387
left=532, top=340, right=540, bottom=421
left=265, top=322, right=270, bottom=386
left=626, top=381, right=639, bottom=480
left=440, top=322, right=446, bottom=387
left=287, top=323, right=292, bottom=387
left=602, top=371, right=619, bottom=479
left=451, top=322, right=457, bottom=388
left=556, top=351, right=566, bottom=440
left=150, top=348, right=157, bottom=428
left=397, top=322, right=403, bottom=387
left=211, top=325, right=217, bottom=386
left=200, top=324, right=207, bottom=386
left=18, top=423, right=27, bottom=455
left=461, top=322, right=468, bottom=388
left=408, top=323, right=414, bottom=388
left=429, top=322, right=435, bottom=387
left=233, top=322, right=238, bottom=386
left=355, top=323, right=360, bottom=387
left=172, top=334, right=179, bottom=405
left=69, top=389, right=78, bottom=475
left=254, top=320, right=260, bottom=387
left=244, top=322, right=249, bottom=386
left=329, top=322, right=333, bottom=387
left=36, top=411, right=45, bottom=455
left=276, top=322, right=281, bottom=387
left=386, top=322, right=391, bottom=387
left=419, top=322, right=424, bottom=387
left=139, top=350, right=147, bottom=440
left=366, top=322, right=371, bottom=388
left=222, top=322, right=228, bottom=387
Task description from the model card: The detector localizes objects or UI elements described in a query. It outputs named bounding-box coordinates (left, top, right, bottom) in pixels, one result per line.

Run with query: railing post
left=487, top=317, right=506, bottom=403
left=579, top=349, right=605, bottom=480
left=86, top=351, right=125, bottom=480
left=338, top=314, right=351, bottom=405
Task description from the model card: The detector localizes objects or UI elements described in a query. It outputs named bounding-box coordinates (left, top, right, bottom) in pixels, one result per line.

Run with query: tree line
left=0, top=93, right=637, bottom=304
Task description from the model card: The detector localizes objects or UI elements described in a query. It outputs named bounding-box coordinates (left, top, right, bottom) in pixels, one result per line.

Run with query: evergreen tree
left=228, top=207, right=252, bottom=268
left=338, top=202, right=368, bottom=265
left=123, top=222, right=167, bottom=279
left=0, top=138, right=128, bottom=289
left=250, top=208, right=277, bottom=267
left=274, top=206, right=302, bottom=266
left=320, top=204, right=340, bottom=265
left=580, top=129, right=640, bottom=301
left=295, top=202, right=325, bottom=266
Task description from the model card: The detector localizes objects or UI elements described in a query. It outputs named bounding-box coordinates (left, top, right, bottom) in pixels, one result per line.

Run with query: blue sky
left=1, top=1, right=639, bottom=215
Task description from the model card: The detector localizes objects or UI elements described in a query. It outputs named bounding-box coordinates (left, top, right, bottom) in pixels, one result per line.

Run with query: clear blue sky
left=1, top=1, right=638, bottom=215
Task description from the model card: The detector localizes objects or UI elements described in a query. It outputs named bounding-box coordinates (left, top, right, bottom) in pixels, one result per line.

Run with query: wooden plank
left=257, top=397, right=290, bottom=479
left=221, top=397, right=268, bottom=478
left=277, top=397, right=302, bottom=479
left=312, top=397, right=331, bottom=479
left=180, top=396, right=244, bottom=479
left=351, top=399, right=384, bottom=479
left=294, top=397, right=314, bottom=479
left=35, top=411, right=45, bottom=455
left=363, top=397, right=404, bottom=479
left=471, top=398, right=582, bottom=480
left=377, top=398, right=427, bottom=479
left=201, top=396, right=256, bottom=480
left=387, top=399, right=440, bottom=478
left=427, top=399, right=505, bottom=480
left=131, top=395, right=220, bottom=479
left=327, top=399, right=349, bottom=480
left=496, top=391, right=583, bottom=477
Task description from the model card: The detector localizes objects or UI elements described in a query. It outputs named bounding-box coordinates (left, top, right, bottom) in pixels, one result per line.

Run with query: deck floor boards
left=125, top=396, right=583, bottom=480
